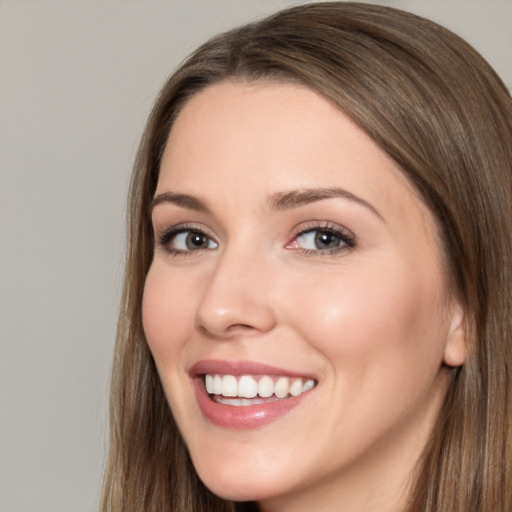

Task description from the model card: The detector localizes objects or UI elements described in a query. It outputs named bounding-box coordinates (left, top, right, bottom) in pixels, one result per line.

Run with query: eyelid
left=286, top=221, right=357, bottom=254
left=156, top=222, right=219, bottom=256
left=154, top=220, right=356, bottom=258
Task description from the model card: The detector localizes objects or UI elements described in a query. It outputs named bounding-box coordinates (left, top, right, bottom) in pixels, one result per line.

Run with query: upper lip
left=189, top=359, right=317, bottom=380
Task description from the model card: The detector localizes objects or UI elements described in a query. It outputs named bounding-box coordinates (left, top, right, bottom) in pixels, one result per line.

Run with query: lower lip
left=193, top=378, right=310, bottom=429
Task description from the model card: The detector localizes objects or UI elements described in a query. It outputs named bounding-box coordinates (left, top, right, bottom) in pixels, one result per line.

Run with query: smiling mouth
left=204, top=374, right=316, bottom=406
left=191, top=361, right=318, bottom=428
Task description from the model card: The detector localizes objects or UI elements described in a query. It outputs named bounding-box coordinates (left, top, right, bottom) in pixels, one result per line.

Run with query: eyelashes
left=156, top=222, right=356, bottom=258
left=157, top=223, right=217, bottom=257
left=286, top=221, right=356, bottom=255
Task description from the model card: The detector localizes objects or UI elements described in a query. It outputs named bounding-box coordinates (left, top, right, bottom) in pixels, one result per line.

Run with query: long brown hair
left=101, top=3, right=512, bottom=511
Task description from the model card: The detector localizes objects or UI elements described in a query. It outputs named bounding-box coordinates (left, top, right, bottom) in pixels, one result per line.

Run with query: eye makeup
left=154, top=219, right=356, bottom=259
left=287, top=221, right=357, bottom=256
left=156, top=223, right=218, bottom=257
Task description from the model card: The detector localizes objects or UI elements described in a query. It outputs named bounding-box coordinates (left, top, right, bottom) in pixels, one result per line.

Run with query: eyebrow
left=268, top=187, right=384, bottom=221
left=150, top=192, right=210, bottom=214
left=151, top=187, right=383, bottom=221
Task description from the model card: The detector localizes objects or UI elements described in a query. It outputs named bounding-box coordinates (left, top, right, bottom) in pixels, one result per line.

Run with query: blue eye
left=159, top=228, right=218, bottom=254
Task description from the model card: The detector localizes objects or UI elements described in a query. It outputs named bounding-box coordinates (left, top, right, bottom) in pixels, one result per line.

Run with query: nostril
left=229, top=324, right=255, bottom=330
left=197, top=322, right=261, bottom=339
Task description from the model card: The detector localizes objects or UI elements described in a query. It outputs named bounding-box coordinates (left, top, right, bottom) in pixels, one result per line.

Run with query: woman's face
left=143, top=82, right=465, bottom=510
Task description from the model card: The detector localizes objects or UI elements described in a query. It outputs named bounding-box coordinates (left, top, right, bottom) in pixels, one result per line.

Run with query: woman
left=101, top=2, right=512, bottom=511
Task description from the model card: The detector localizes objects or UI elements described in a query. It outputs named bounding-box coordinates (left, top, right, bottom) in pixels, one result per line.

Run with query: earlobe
left=443, top=303, right=467, bottom=368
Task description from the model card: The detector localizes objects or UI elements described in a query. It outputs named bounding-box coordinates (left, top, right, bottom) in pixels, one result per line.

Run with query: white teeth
left=204, top=373, right=317, bottom=400
left=303, top=379, right=315, bottom=392
left=222, top=375, right=238, bottom=397
left=258, top=375, right=274, bottom=397
left=289, top=378, right=303, bottom=397
left=216, top=397, right=269, bottom=406
left=275, top=377, right=289, bottom=398
left=238, top=376, right=258, bottom=398
left=205, top=374, right=214, bottom=394
left=213, top=374, right=223, bottom=394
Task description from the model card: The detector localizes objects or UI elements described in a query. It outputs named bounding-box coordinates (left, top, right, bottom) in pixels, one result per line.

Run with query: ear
left=443, top=302, right=466, bottom=367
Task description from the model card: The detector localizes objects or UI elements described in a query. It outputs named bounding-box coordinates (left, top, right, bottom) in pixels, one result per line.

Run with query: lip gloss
left=190, top=360, right=316, bottom=429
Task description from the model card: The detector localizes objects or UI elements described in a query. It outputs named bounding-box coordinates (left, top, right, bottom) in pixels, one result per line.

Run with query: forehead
left=160, top=81, right=429, bottom=220
left=164, top=82, right=392, bottom=182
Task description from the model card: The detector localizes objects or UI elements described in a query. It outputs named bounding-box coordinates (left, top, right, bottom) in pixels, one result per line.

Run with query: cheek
left=285, top=260, right=452, bottom=458
left=289, top=259, right=449, bottom=375
left=142, top=263, right=196, bottom=361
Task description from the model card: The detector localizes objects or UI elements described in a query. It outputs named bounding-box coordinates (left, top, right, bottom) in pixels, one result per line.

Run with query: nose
left=195, top=248, right=277, bottom=339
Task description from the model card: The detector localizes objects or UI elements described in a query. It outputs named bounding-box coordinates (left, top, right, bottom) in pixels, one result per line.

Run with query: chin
left=191, top=453, right=292, bottom=503
left=199, top=472, right=274, bottom=502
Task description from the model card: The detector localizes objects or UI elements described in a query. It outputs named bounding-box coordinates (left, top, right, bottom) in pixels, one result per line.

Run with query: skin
left=142, top=81, right=466, bottom=512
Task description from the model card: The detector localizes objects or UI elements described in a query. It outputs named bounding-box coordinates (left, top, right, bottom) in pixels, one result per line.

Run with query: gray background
left=1, top=1, right=511, bottom=511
